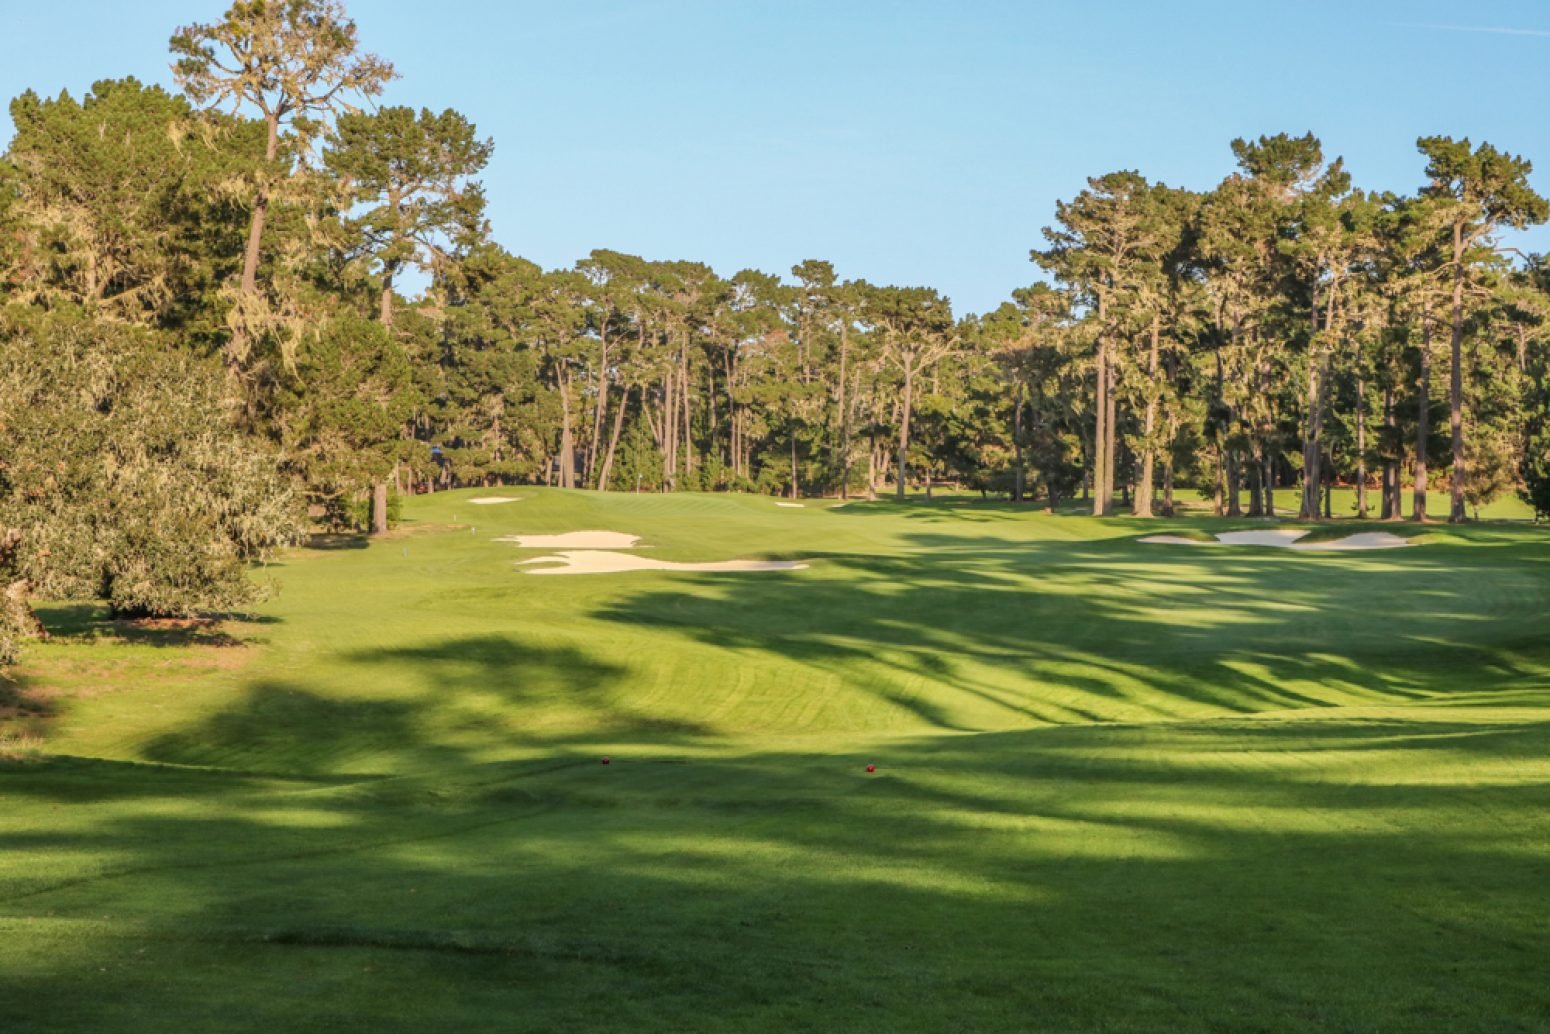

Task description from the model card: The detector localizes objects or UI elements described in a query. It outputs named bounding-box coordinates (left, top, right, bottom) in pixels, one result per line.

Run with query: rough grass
left=2, top=489, right=1549, bottom=1032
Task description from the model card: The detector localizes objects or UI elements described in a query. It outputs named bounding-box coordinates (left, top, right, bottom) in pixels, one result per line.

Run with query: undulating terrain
left=3, top=490, right=1548, bottom=1032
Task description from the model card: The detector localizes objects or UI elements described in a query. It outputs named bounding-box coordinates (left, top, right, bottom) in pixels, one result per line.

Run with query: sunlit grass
left=2, top=489, right=1548, bottom=1031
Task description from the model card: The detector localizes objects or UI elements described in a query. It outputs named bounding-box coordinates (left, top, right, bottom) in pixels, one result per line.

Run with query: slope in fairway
left=2, top=489, right=1549, bottom=1032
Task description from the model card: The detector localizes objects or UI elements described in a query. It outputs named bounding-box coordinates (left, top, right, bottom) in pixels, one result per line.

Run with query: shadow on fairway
left=0, top=666, right=56, bottom=732
left=32, top=603, right=279, bottom=649
left=591, top=531, right=1550, bottom=728
left=306, top=532, right=370, bottom=551
left=4, top=709, right=1550, bottom=1032
left=132, top=635, right=714, bottom=775
left=7, top=519, right=1550, bottom=1031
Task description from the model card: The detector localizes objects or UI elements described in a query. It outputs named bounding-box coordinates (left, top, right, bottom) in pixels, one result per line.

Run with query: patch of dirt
left=307, top=532, right=369, bottom=551
left=106, top=619, right=250, bottom=649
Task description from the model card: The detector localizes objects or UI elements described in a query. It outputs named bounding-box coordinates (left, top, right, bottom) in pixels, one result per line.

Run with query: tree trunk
left=866, top=436, right=877, bottom=499
left=1248, top=452, right=1264, bottom=517
left=1448, top=223, right=1468, bottom=523
left=1300, top=350, right=1324, bottom=519
left=1300, top=279, right=1332, bottom=519
left=586, top=335, right=610, bottom=485
left=370, top=482, right=389, bottom=537
left=838, top=320, right=850, bottom=499
left=1212, top=444, right=1224, bottom=516
left=1012, top=385, right=1026, bottom=504
left=597, top=386, right=628, bottom=491
left=1414, top=312, right=1432, bottom=521
left=1262, top=453, right=1275, bottom=518
left=790, top=435, right=799, bottom=499
left=1104, top=359, right=1118, bottom=514
left=369, top=248, right=399, bottom=536
left=379, top=267, right=395, bottom=327
left=681, top=349, right=694, bottom=484
left=1355, top=373, right=1367, bottom=518
left=557, top=369, right=576, bottom=490
left=1382, top=384, right=1400, bottom=521
left=1134, top=314, right=1159, bottom=517
left=1226, top=450, right=1242, bottom=517
left=662, top=370, right=676, bottom=490
left=895, top=365, right=913, bottom=501
left=1093, top=324, right=1109, bottom=517
left=230, top=114, right=282, bottom=368
left=240, top=115, right=280, bottom=297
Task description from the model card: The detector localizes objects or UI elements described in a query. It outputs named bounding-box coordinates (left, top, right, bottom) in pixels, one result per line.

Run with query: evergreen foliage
left=5, top=1, right=1550, bottom=657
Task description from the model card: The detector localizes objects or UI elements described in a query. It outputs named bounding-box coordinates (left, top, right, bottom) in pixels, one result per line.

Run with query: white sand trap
left=469, top=496, right=520, bottom=505
left=1219, top=529, right=1311, bottom=547
left=775, top=502, right=805, bottom=508
left=1141, top=529, right=1413, bottom=551
left=519, top=551, right=807, bottom=576
left=495, top=531, right=641, bottom=549
left=1296, top=531, right=1413, bottom=551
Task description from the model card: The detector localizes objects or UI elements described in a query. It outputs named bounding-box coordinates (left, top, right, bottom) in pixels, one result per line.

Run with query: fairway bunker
left=518, top=550, right=807, bottom=575
left=495, top=531, right=642, bottom=548
left=776, top=502, right=805, bottom=508
left=469, top=496, right=521, bottom=505
left=1140, top=529, right=1413, bottom=550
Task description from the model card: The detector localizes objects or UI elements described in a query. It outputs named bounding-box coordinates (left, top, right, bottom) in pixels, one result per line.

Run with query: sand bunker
left=775, top=502, right=805, bottom=508
left=1140, top=529, right=1412, bottom=551
left=469, top=496, right=520, bottom=505
left=1297, top=531, right=1414, bottom=551
left=495, top=531, right=642, bottom=549
left=519, top=551, right=808, bottom=576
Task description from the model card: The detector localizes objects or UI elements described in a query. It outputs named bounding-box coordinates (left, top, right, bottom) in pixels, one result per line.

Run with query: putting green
left=2, top=490, right=1548, bottom=1031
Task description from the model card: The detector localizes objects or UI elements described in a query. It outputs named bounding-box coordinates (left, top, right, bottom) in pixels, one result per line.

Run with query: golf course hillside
left=3, top=489, right=1548, bottom=1032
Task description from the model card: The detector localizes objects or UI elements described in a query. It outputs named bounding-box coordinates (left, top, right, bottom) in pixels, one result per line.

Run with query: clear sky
left=6, top=1, right=1550, bottom=315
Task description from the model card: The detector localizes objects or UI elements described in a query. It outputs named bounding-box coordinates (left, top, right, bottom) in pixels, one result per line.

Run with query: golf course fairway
left=3, top=489, right=1548, bottom=1031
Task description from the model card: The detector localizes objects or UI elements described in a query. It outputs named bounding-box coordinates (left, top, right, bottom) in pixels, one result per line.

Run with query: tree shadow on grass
left=0, top=667, right=56, bottom=739
left=306, top=532, right=370, bottom=551
left=6, top=520, right=1550, bottom=1029
left=133, top=635, right=712, bottom=776
left=32, top=603, right=277, bottom=648
left=590, top=532, right=1550, bottom=730
left=3, top=711, right=1549, bottom=1032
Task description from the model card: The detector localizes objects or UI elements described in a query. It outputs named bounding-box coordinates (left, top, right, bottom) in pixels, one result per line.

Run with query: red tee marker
left=865, top=764, right=876, bottom=773
left=601, top=756, right=611, bottom=765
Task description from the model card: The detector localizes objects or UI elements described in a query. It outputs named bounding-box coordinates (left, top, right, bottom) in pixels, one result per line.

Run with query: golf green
left=3, top=489, right=1548, bottom=1031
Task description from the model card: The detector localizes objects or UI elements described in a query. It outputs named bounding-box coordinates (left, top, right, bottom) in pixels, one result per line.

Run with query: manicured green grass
left=3, top=490, right=1549, bottom=1031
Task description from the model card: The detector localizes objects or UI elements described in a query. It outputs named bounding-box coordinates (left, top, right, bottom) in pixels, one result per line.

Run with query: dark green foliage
left=274, top=312, right=418, bottom=515
left=2, top=78, right=260, bottom=332
left=6, top=1, right=1550, bottom=669
left=612, top=418, right=665, bottom=493
left=327, top=105, right=491, bottom=324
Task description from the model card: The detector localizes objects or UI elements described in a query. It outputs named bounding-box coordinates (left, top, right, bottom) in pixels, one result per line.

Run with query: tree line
left=5, top=0, right=1550, bottom=657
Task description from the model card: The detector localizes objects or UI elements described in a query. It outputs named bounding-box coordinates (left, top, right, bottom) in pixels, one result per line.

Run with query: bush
left=0, top=311, right=305, bottom=621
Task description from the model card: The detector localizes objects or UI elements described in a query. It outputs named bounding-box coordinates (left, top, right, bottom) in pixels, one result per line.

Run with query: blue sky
left=6, top=1, right=1550, bottom=314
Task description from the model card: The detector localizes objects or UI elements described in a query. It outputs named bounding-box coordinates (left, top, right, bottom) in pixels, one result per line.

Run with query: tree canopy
left=6, top=0, right=1550, bottom=664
